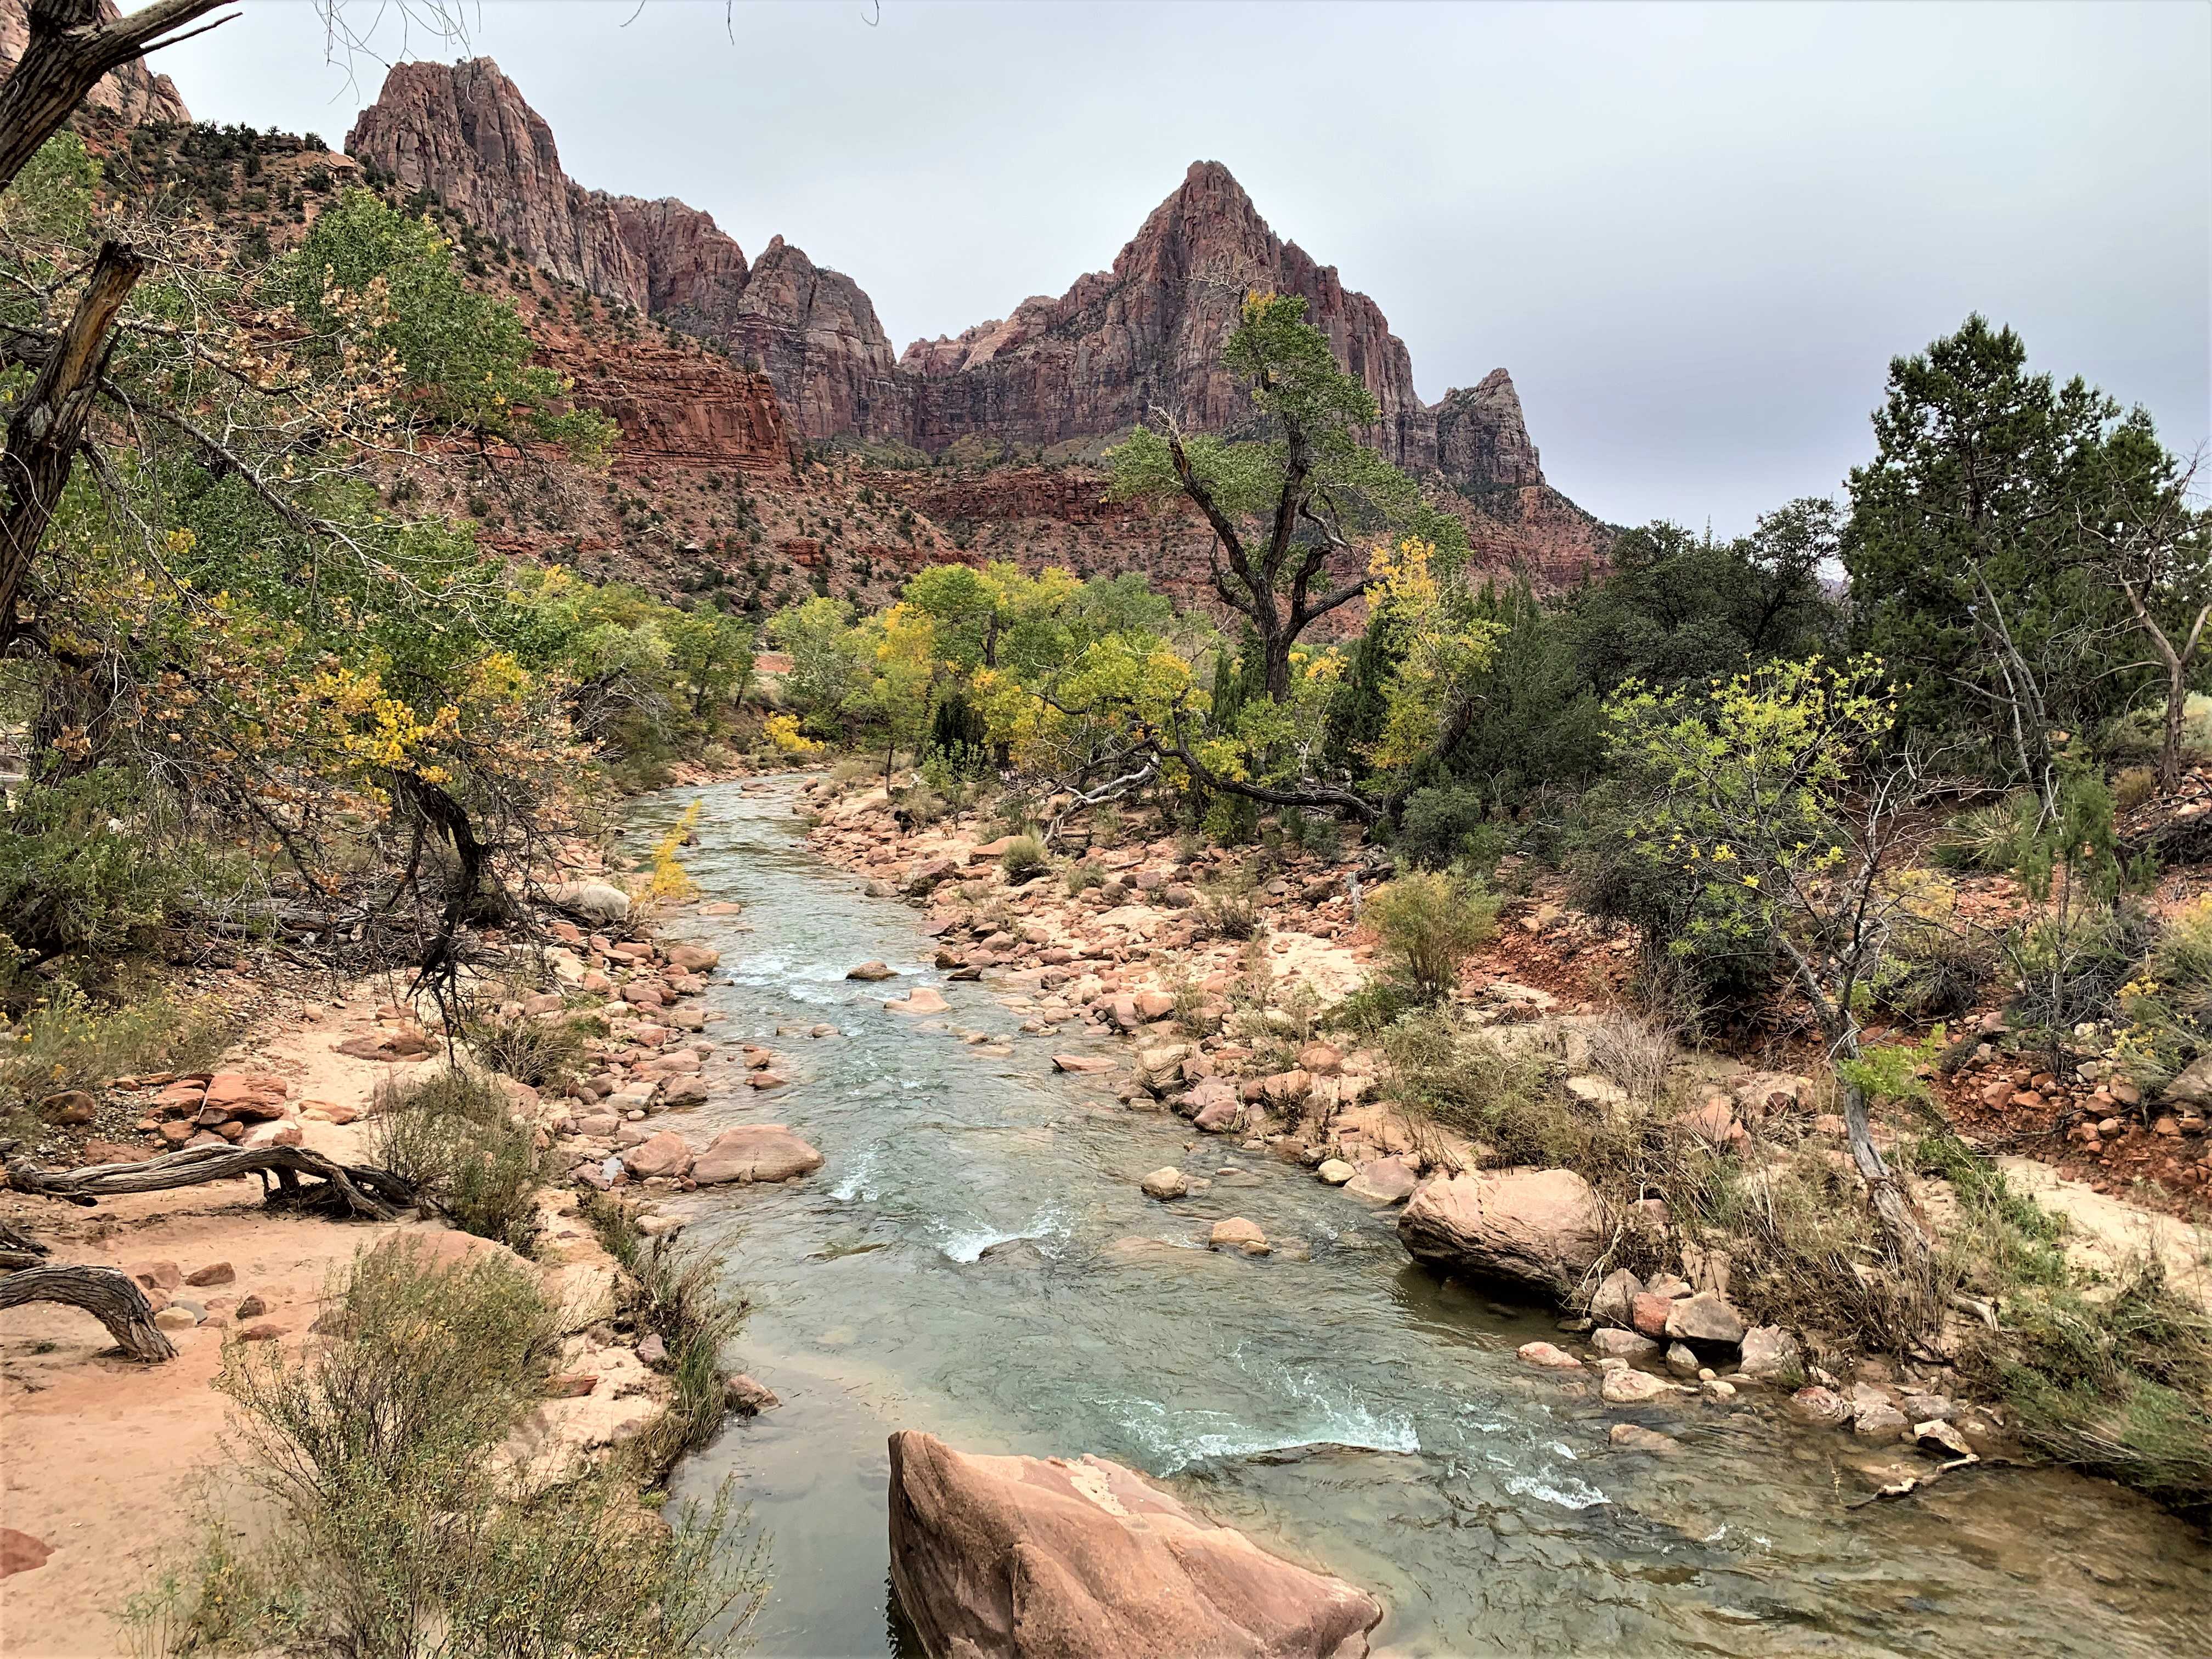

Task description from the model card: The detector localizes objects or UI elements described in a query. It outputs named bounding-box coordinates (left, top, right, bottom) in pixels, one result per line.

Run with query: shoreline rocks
left=1396, top=1167, right=1601, bottom=1301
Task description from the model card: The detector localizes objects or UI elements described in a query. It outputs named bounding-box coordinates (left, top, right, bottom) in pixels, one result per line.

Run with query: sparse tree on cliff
left=1107, top=292, right=1468, bottom=702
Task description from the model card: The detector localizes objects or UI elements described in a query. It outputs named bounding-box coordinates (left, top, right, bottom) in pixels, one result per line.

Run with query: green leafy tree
left=1843, top=316, right=2140, bottom=804
left=766, top=596, right=864, bottom=737
left=1108, top=292, right=1468, bottom=700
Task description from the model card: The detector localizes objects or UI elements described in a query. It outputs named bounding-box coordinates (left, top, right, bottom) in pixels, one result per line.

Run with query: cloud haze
left=158, top=0, right=2210, bottom=534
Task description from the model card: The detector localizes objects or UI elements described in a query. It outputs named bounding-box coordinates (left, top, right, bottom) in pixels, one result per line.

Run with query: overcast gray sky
left=159, top=1, right=2209, bottom=534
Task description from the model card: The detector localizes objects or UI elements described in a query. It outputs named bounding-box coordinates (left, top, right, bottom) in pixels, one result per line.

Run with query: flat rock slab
left=888, top=988, right=951, bottom=1015
left=693, top=1125, right=824, bottom=1186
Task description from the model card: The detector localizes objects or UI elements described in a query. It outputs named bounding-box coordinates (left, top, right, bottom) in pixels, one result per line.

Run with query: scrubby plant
left=137, top=1241, right=767, bottom=1657
left=1363, top=871, right=1498, bottom=999
left=1930, top=794, right=2041, bottom=873
left=1198, top=870, right=1261, bottom=941
left=999, top=834, right=1048, bottom=883
left=467, top=1006, right=596, bottom=1092
left=370, top=1069, right=549, bottom=1254
left=1395, top=784, right=1504, bottom=874
left=0, top=988, right=228, bottom=1135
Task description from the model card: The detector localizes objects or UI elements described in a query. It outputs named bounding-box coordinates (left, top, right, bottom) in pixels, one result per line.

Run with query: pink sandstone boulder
left=1396, top=1167, right=1601, bottom=1302
left=887, top=1430, right=1384, bottom=1659
left=692, top=1125, right=824, bottom=1186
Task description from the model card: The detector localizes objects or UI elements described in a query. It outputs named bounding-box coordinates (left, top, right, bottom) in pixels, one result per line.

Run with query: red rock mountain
left=0, top=0, right=189, bottom=126
left=345, top=56, right=1609, bottom=580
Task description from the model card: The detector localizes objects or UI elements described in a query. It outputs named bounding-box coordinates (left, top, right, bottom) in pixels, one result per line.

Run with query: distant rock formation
left=0, top=0, right=190, bottom=126
left=347, top=57, right=1610, bottom=578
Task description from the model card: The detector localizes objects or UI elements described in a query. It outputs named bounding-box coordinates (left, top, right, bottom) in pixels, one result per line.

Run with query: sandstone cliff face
left=345, top=58, right=1609, bottom=582
left=346, top=59, right=751, bottom=334
left=0, top=0, right=190, bottom=126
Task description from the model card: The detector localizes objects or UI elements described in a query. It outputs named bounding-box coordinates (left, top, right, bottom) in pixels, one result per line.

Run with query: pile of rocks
left=123, top=1257, right=286, bottom=1341
left=117, top=1070, right=303, bottom=1152
left=541, top=929, right=827, bottom=1195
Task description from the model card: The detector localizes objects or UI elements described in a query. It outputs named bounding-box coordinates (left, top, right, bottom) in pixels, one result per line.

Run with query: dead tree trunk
left=5, top=1143, right=416, bottom=1220
left=0, top=238, right=143, bottom=638
left=0, top=1263, right=174, bottom=1361
left=0, top=0, right=232, bottom=195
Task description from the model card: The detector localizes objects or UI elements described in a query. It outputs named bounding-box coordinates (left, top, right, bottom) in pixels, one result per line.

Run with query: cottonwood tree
left=1584, top=658, right=1949, bottom=1267
left=1108, top=292, right=1469, bottom=702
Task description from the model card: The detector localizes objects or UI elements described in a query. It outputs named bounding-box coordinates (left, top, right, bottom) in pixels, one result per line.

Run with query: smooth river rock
left=886, top=1430, right=1385, bottom=1659
left=1395, top=1167, right=1601, bottom=1301
left=692, top=1125, right=824, bottom=1186
left=889, top=987, right=952, bottom=1015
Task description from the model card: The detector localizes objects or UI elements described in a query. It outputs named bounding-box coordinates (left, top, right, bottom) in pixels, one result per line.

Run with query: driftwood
left=0, top=1263, right=174, bottom=1361
left=5, top=1144, right=416, bottom=1221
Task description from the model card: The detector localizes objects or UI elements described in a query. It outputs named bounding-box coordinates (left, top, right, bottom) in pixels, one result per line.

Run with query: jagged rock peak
left=346, top=57, right=750, bottom=332
left=0, top=0, right=190, bottom=125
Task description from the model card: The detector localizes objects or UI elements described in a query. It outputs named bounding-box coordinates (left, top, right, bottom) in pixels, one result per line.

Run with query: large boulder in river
left=887, top=1430, right=1384, bottom=1659
left=1396, top=1167, right=1601, bottom=1302
left=692, top=1125, right=823, bottom=1186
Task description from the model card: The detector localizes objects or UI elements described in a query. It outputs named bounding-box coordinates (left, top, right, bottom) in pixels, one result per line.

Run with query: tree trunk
left=2160, top=658, right=2188, bottom=795
left=0, top=1263, right=174, bottom=1361
left=0, top=238, right=143, bottom=637
left=0, top=0, right=230, bottom=196
left=1840, top=1077, right=1931, bottom=1267
left=5, top=1143, right=416, bottom=1220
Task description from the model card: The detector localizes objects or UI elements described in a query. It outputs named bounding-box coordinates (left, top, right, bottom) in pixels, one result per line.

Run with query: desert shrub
left=1063, top=862, right=1105, bottom=898
left=2150, top=896, right=2212, bottom=1006
left=1087, top=803, right=1124, bottom=847
left=1199, top=871, right=1261, bottom=941
left=160, top=1241, right=765, bottom=1657
left=1867, top=872, right=1996, bottom=1021
left=1383, top=1013, right=1626, bottom=1170
left=828, top=754, right=876, bottom=787
left=1931, top=794, right=2041, bottom=873
left=999, top=834, right=1048, bottom=883
left=467, top=1007, right=594, bottom=1091
left=0, top=776, right=213, bottom=968
left=2002, top=901, right=2154, bottom=1034
left=370, top=1069, right=549, bottom=1254
left=1327, top=977, right=1421, bottom=1035
left=1200, top=789, right=1261, bottom=847
left=1363, top=871, right=1498, bottom=998
left=1282, top=809, right=1344, bottom=864
left=0, top=987, right=228, bottom=1132
left=1396, top=785, right=1504, bottom=875
left=2112, top=765, right=2158, bottom=814
left=1582, top=1009, right=1680, bottom=1109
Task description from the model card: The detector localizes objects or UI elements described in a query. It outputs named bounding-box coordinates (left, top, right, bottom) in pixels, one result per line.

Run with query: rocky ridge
left=343, top=59, right=1610, bottom=581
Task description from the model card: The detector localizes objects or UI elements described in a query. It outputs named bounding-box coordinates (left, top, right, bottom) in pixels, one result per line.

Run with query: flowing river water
left=642, top=778, right=2211, bottom=1658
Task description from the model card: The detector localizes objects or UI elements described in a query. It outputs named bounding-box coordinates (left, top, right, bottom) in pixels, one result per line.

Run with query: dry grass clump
left=1581, top=1009, right=1679, bottom=1109
left=122, top=1241, right=766, bottom=1656
left=1, top=986, right=229, bottom=1135
left=370, top=1069, right=551, bottom=1255
left=1363, top=872, right=1498, bottom=1000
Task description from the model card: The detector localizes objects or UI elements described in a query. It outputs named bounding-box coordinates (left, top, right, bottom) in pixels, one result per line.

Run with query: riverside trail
left=643, top=777, right=2209, bottom=1658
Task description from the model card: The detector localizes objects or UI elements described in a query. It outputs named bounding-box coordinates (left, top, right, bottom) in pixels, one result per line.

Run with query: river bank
left=629, top=776, right=2208, bottom=1658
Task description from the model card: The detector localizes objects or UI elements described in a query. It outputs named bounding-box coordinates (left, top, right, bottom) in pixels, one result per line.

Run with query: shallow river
left=644, top=778, right=2210, bottom=1658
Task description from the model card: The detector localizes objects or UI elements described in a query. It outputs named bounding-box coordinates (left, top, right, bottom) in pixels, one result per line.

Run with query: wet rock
left=1600, top=1367, right=1676, bottom=1404
left=1344, top=1155, right=1419, bottom=1205
left=1609, top=1424, right=1683, bottom=1456
left=1192, top=1097, right=1243, bottom=1133
left=1052, top=1054, right=1116, bottom=1075
left=847, top=961, right=897, bottom=981
left=1209, top=1217, right=1269, bottom=1255
left=666, top=944, right=720, bottom=973
left=1516, top=1341, right=1583, bottom=1370
left=888, top=987, right=951, bottom=1015
left=692, top=1125, right=824, bottom=1185
left=726, top=1373, right=781, bottom=1413
left=1788, top=1385, right=1852, bottom=1426
left=1663, top=1291, right=1746, bottom=1351
left=886, top=1430, right=1384, bottom=1659
left=1396, top=1167, right=1601, bottom=1301
left=621, top=1131, right=695, bottom=1180
left=1737, top=1325, right=1801, bottom=1381
left=1591, top=1328, right=1658, bottom=1361
left=1589, top=1267, right=1644, bottom=1329
left=1316, top=1158, right=1356, bottom=1186
left=1140, top=1167, right=1188, bottom=1200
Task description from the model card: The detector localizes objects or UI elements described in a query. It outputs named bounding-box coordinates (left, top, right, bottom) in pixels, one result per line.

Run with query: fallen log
left=0, top=1264, right=174, bottom=1361
left=4, top=1144, right=416, bottom=1221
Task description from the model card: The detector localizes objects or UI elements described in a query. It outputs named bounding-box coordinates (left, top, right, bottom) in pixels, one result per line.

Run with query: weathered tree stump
left=0, top=1265, right=174, bottom=1361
